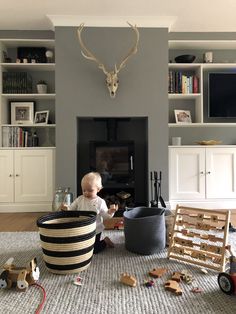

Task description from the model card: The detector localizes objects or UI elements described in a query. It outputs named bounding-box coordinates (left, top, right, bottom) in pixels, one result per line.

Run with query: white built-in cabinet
left=0, top=148, right=55, bottom=212
left=169, top=146, right=236, bottom=208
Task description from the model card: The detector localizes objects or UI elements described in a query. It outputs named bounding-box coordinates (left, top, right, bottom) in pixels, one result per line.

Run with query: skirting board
left=170, top=200, right=236, bottom=212
left=0, top=203, right=52, bottom=213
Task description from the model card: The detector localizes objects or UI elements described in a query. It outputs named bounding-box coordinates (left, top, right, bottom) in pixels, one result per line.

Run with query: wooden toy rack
left=168, top=205, right=230, bottom=272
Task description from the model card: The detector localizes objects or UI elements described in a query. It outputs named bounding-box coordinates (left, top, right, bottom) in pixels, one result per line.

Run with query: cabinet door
left=169, top=147, right=205, bottom=199
left=0, top=150, right=14, bottom=202
left=14, top=149, right=54, bottom=202
left=206, top=148, right=236, bottom=198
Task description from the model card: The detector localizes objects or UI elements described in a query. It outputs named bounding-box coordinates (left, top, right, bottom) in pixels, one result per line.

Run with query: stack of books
left=2, top=72, right=33, bottom=94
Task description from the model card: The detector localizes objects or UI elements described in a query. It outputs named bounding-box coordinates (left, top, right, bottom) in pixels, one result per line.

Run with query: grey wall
left=55, top=26, right=169, bottom=201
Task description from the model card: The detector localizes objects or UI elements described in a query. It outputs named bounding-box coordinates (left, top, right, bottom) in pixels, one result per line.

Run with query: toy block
left=171, top=272, right=182, bottom=282
left=149, top=268, right=167, bottom=278
left=120, top=273, right=137, bottom=287
left=165, top=280, right=182, bottom=295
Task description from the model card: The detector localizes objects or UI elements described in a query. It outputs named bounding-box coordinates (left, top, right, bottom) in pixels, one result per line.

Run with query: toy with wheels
left=218, top=245, right=236, bottom=295
left=0, top=257, right=39, bottom=292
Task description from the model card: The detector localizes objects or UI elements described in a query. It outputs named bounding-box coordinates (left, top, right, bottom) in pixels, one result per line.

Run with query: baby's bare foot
left=104, top=236, right=114, bottom=248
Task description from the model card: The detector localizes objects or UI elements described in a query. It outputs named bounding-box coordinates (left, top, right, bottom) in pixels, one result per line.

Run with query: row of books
left=169, top=71, right=199, bottom=94
left=2, top=72, right=33, bottom=94
left=2, top=126, right=38, bottom=147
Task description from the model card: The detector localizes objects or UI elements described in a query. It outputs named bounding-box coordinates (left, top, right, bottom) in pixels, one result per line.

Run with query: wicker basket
left=37, top=211, right=96, bottom=274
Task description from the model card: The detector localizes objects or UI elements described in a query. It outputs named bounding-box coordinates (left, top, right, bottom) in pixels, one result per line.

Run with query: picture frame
left=34, top=110, right=49, bottom=125
left=11, top=101, right=34, bottom=125
left=174, top=110, right=192, bottom=124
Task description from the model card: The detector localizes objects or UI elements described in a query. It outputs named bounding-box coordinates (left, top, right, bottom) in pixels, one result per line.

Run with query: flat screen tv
left=208, top=72, right=236, bottom=118
left=89, top=141, right=134, bottom=184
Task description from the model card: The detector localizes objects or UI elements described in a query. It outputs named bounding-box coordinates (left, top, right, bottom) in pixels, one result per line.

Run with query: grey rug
left=0, top=231, right=236, bottom=314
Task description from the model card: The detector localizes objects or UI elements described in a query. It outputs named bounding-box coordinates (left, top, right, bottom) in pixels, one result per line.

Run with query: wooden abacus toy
left=168, top=205, right=230, bottom=272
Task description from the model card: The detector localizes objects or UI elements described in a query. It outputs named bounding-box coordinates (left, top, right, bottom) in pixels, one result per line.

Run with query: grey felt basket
left=123, top=207, right=166, bottom=255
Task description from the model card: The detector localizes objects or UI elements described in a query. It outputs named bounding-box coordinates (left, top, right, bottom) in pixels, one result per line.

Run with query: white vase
left=37, top=84, right=47, bottom=94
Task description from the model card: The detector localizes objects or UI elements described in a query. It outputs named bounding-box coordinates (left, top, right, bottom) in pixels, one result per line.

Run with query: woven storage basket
left=37, top=210, right=96, bottom=274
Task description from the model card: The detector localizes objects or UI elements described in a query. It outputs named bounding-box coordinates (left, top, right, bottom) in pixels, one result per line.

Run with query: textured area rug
left=0, top=231, right=236, bottom=314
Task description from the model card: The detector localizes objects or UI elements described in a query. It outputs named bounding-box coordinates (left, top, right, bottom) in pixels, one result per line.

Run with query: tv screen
left=209, top=73, right=236, bottom=118
left=89, top=141, right=134, bottom=184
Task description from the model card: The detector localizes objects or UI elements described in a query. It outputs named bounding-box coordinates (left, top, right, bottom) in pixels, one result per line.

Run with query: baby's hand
left=108, top=204, right=118, bottom=215
left=61, top=204, right=69, bottom=211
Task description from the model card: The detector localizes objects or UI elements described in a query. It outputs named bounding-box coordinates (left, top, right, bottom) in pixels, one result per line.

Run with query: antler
left=77, top=23, right=108, bottom=75
left=115, top=22, right=139, bottom=73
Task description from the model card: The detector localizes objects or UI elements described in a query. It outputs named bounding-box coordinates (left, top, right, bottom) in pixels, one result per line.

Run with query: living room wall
left=55, top=27, right=169, bottom=202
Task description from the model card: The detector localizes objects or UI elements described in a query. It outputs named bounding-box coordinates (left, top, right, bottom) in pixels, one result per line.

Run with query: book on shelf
left=2, top=126, right=34, bottom=147
left=168, top=70, right=199, bottom=94
left=2, top=72, right=32, bottom=94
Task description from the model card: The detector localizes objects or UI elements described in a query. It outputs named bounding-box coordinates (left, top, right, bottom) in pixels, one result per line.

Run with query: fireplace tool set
left=150, top=171, right=166, bottom=209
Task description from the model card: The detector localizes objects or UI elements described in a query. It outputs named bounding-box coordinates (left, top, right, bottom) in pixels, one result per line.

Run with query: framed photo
left=174, top=110, right=192, bottom=124
left=34, top=110, right=49, bottom=125
left=11, top=102, right=34, bottom=124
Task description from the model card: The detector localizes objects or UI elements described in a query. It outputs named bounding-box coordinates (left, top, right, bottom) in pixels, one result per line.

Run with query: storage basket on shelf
left=37, top=210, right=96, bottom=274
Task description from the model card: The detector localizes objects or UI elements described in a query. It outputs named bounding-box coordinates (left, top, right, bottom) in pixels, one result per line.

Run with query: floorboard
left=0, top=211, right=235, bottom=232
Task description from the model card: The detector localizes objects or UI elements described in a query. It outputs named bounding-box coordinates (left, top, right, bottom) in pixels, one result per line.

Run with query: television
left=208, top=72, right=236, bottom=118
left=89, top=141, right=134, bottom=184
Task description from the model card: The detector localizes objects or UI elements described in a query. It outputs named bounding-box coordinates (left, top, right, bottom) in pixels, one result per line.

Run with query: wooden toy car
left=120, top=273, right=137, bottom=287
left=0, top=257, right=39, bottom=292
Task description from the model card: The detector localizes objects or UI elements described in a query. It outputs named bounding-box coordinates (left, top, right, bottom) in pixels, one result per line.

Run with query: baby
left=62, top=172, right=118, bottom=254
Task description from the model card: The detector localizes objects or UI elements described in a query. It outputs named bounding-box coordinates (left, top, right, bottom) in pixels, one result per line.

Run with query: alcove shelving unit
left=168, top=39, right=236, bottom=127
left=0, top=38, right=55, bottom=212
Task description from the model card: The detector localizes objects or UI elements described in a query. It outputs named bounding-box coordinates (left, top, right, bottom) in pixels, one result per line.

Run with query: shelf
left=2, top=124, right=56, bottom=128
left=169, top=63, right=202, bottom=69
left=169, top=123, right=236, bottom=127
left=2, top=93, right=56, bottom=99
left=169, top=40, right=236, bottom=50
left=1, top=63, right=55, bottom=71
left=169, top=93, right=201, bottom=100
left=0, top=39, right=55, bottom=48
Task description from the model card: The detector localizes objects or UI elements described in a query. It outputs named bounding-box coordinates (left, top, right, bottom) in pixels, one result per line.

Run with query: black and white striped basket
left=37, top=211, right=96, bottom=274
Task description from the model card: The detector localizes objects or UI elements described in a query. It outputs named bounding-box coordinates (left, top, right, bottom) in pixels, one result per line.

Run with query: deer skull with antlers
left=77, top=22, right=139, bottom=98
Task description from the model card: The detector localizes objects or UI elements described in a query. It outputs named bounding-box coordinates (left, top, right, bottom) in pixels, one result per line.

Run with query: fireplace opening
left=77, top=117, right=148, bottom=215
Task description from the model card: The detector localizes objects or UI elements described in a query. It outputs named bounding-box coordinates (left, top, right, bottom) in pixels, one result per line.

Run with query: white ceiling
left=1, top=0, right=236, bottom=32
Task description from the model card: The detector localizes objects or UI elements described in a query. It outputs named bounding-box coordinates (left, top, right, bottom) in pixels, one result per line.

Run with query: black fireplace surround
left=77, top=117, right=148, bottom=215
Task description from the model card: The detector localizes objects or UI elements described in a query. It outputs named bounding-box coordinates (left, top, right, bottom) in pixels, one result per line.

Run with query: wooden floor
left=0, top=211, right=235, bottom=232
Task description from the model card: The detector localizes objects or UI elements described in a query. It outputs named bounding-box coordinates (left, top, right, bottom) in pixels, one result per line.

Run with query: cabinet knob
left=206, top=171, right=211, bottom=174
left=9, top=174, right=13, bottom=177
left=15, top=174, right=20, bottom=177
left=200, top=171, right=204, bottom=174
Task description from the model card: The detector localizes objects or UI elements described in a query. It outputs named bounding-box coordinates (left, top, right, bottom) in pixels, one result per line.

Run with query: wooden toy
left=164, top=280, right=182, bottom=295
left=171, top=272, right=182, bottom=282
left=0, top=257, right=39, bottom=291
left=120, top=273, right=137, bottom=287
left=144, top=279, right=155, bottom=288
left=181, top=270, right=193, bottom=284
left=191, top=287, right=203, bottom=293
left=149, top=268, right=167, bottom=278
left=218, top=245, right=236, bottom=295
left=168, top=205, right=230, bottom=272
left=113, top=219, right=124, bottom=230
